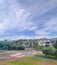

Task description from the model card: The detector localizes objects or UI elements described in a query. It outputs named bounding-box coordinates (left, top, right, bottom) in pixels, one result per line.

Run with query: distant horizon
left=0, top=0, right=57, bottom=40
left=0, top=37, right=57, bottom=41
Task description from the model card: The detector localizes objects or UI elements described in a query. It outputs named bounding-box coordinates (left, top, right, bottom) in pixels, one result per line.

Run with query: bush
left=42, top=46, right=56, bottom=57
left=54, top=40, right=57, bottom=49
left=54, top=49, right=57, bottom=58
left=17, top=46, right=25, bottom=50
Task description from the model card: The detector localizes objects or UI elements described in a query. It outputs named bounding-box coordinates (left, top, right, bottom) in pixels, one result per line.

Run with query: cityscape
left=0, top=0, right=57, bottom=65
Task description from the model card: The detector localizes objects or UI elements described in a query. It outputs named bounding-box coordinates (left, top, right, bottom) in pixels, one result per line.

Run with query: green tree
left=17, top=46, right=25, bottom=50
left=33, top=42, right=40, bottom=50
left=6, top=44, right=12, bottom=50
left=54, top=40, right=57, bottom=49
left=0, top=42, right=8, bottom=50
left=42, top=46, right=56, bottom=57
left=54, top=49, right=57, bottom=58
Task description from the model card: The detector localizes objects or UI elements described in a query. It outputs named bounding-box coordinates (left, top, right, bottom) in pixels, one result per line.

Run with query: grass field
left=0, top=57, right=57, bottom=65
left=37, top=53, right=57, bottom=60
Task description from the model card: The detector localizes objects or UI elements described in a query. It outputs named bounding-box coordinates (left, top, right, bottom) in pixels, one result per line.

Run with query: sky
left=0, top=0, right=57, bottom=40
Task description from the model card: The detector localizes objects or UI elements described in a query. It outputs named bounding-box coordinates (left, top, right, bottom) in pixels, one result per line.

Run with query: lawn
left=0, top=57, right=57, bottom=65
left=37, top=53, right=57, bottom=60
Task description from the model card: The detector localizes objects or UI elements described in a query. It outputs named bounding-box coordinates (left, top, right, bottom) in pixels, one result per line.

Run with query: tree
left=42, top=46, right=56, bottom=56
left=17, top=46, right=25, bottom=50
left=54, top=49, right=57, bottom=58
left=30, top=43, right=34, bottom=48
left=6, top=44, right=12, bottom=50
left=33, top=42, right=40, bottom=50
left=52, top=40, right=57, bottom=58
left=0, top=42, right=8, bottom=50
left=54, top=40, right=57, bottom=49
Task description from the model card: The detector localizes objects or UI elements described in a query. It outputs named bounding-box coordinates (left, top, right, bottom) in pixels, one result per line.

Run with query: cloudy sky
left=0, top=0, right=57, bottom=40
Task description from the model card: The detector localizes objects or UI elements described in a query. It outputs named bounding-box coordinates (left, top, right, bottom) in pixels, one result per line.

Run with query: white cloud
left=35, top=17, right=57, bottom=38
left=0, top=0, right=37, bottom=35
left=44, top=18, right=57, bottom=32
left=27, top=0, right=57, bottom=18
left=0, top=35, right=38, bottom=40
left=0, top=0, right=57, bottom=39
left=35, top=30, right=49, bottom=35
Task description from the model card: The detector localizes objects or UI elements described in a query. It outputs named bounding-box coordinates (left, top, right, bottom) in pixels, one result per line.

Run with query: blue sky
left=0, top=0, right=57, bottom=40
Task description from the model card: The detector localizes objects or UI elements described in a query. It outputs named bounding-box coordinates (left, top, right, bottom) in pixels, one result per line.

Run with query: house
left=17, top=41, right=31, bottom=47
left=37, top=38, right=54, bottom=47
left=17, top=41, right=33, bottom=50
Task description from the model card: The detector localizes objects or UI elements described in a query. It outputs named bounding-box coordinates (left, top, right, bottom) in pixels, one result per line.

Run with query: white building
left=38, top=39, right=53, bottom=47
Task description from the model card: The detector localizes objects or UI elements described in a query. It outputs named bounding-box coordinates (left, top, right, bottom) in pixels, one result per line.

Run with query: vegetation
left=17, top=46, right=25, bottom=50
left=54, top=40, right=57, bottom=49
left=0, top=57, right=57, bottom=65
left=0, top=42, right=8, bottom=50
left=0, top=39, right=40, bottom=50
left=33, top=42, right=40, bottom=50
left=0, top=39, right=57, bottom=56
left=54, top=49, right=57, bottom=58
left=42, top=46, right=56, bottom=56
left=42, top=40, right=57, bottom=58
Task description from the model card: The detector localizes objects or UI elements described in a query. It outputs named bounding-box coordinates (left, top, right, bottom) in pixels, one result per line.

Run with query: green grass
left=0, top=57, right=57, bottom=65
left=37, top=53, right=45, bottom=57
left=7, top=60, right=36, bottom=65
left=0, top=60, right=41, bottom=65
left=37, top=53, right=57, bottom=60
left=25, top=57, right=47, bottom=62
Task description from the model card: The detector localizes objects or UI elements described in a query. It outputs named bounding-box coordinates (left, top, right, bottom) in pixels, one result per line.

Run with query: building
left=17, top=41, right=33, bottom=50
left=38, top=38, right=54, bottom=47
